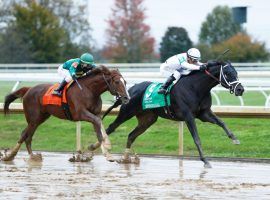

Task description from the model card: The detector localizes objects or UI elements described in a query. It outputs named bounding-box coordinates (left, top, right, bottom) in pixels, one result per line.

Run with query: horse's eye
left=115, top=81, right=120, bottom=84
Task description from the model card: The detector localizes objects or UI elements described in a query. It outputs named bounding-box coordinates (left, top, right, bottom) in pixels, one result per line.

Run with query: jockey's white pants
left=160, top=63, right=181, bottom=83
left=57, top=64, right=72, bottom=82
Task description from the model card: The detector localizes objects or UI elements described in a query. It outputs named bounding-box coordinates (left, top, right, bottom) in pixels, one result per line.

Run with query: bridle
left=205, top=64, right=241, bottom=94
left=102, top=73, right=124, bottom=98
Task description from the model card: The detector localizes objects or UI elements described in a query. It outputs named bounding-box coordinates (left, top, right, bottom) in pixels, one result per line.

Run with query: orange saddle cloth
left=42, top=83, right=68, bottom=106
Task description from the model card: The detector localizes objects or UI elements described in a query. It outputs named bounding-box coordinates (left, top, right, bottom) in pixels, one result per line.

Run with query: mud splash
left=0, top=152, right=269, bottom=199
left=68, top=151, right=93, bottom=162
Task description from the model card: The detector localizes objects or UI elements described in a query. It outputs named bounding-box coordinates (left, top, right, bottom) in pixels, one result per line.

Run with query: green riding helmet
left=80, top=53, right=94, bottom=65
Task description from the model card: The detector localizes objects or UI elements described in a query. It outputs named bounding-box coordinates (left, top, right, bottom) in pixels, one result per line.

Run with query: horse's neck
left=81, top=74, right=108, bottom=96
left=200, top=67, right=220, bottom=92
left=192, top=66, right=220, bottom=96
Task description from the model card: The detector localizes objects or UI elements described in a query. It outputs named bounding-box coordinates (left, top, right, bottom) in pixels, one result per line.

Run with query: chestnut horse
left=2, top=66, right=130, bottom=162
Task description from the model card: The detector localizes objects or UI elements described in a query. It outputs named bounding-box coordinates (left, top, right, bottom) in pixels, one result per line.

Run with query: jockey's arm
left=181, top=61, right=201, bottom=70
left=68, top=62, right=79, bottom=77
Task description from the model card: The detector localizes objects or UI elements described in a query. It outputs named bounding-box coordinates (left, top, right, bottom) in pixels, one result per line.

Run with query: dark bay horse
left=90, top=61, right=245, bottom=168
left=2, top=66, right=130, bottom=162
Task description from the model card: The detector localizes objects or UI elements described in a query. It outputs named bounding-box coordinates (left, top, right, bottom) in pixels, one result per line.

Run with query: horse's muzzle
left=234, top=83, right=244, bottom=96
left=121, top=96, right=130, bottom=104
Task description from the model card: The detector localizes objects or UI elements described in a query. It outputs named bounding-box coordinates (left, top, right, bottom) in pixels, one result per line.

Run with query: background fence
left=1, top=63, right=270, bottom=154
left=1, top=62, right=270, bottom=107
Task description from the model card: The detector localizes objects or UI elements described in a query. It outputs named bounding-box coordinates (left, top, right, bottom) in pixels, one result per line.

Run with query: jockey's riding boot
left=52, top=80, right=68, bottom=97
left=158, top=75, right=176, bottom=94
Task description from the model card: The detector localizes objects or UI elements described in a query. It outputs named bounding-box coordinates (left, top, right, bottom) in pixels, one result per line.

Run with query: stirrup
left=158, top=88, right=167, bottom=94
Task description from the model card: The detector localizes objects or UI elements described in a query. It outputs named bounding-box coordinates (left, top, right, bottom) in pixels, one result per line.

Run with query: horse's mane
left=83, top=65, right=111, bottom=79
left=182, top=61, right=225, bottom=78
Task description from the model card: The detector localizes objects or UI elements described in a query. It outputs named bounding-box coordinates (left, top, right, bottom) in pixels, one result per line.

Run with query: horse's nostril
left=121, top=96, right=129, bottom=104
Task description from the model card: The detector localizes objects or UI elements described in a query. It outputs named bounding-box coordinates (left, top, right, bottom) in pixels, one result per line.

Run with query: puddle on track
left=0, top=152, right=270, bottom=199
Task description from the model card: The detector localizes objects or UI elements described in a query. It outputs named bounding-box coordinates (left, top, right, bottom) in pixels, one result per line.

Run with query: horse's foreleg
left=118, top=112, right=157, bottom=163
left=80, top=111, right=114, bottom=161
left=184, top=112, right=211, bottom=168
left=89, top=103, right=136, bottom=151
left=198, top=110, right=240, bottom=144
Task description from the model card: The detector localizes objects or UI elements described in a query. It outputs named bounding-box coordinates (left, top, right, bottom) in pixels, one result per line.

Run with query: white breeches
left=160, top=63, right=181, bottom=82
left=57, top=64, right=72, bottom=82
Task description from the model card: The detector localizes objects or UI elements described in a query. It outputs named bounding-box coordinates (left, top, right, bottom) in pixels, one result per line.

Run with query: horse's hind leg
left=121, top=111, right=158, bottom=162
left=2, top=108, right=50, bottom=162
left=24, top=113, right=51, bottom=161
left=198, top=109, right=240, bottom=144
left=1, top=123, right=38, bottom=161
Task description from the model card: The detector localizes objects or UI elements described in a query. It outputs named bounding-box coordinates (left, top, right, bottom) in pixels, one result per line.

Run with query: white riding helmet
left=187, top=48, right=201, bottom=61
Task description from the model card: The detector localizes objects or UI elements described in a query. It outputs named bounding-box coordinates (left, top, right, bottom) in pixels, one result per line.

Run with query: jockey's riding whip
left=216, top=49, right=230, bottom=61
left=75, top=79, right=83, bottom=90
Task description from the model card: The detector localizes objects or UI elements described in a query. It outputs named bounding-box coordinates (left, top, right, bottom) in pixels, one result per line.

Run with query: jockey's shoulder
left=63, top=58, right=80, bottom=68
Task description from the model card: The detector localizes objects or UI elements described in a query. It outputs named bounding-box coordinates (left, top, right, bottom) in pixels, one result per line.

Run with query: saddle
left=42, top=82, right=73, bottom=119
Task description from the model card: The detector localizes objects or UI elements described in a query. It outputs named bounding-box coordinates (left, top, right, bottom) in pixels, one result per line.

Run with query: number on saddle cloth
left=142, top=82, right=173, bottom=110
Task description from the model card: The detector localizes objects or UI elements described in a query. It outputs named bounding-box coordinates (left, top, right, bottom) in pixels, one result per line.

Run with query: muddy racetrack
left=0, top=152, right=269, bottom=199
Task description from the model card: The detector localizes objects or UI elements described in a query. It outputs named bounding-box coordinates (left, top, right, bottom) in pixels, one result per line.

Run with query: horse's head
left=103, top=68, right=130, bottom=104
left=217, top=61, right=244, bottom=96
left=205, top=61, right=244, bottom=96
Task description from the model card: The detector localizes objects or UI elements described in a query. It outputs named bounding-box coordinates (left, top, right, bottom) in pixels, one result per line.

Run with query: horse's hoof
left=133, top=154, right=140, bottom=164
left=107, top=158, right=115, bottom=162
left=116, top=158, right=132, bottom=164
left=88, top=144, right=96, bottom=151
left=30, top=153, right=43, bottom=162
left=233, top=139, right=240, bottom=145
left=69, top=152, right=93, bottom=162
left=106, top=155, right=115, bottom=162
left=204, top=162, right=212, bottom=168
left=1, top=155, right=14, bottom=162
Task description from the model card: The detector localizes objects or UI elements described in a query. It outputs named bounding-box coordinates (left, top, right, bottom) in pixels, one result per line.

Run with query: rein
left=204, top=65, right=240, bottom=94
left=102, top=73, right=120, bottom=98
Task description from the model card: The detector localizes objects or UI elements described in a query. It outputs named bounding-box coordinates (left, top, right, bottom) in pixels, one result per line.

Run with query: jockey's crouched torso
left=158, top=48, right=205, bottom=94
left=53, top=52, right=95, bottom=96
left=60, top=58, right=87, bottom=82
left=160, top=53, right=202, bottom=78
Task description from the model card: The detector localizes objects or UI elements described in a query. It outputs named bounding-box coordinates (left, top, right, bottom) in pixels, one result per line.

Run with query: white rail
left=1, top=71, right=270, bottom=107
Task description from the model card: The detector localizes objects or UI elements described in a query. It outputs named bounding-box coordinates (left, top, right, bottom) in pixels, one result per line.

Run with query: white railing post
left=76, top=122, right=81, bottom=151
left=178, top=122, right=184, bottom=156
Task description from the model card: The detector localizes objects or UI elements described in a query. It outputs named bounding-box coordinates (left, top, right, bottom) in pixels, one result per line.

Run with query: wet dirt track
left=0, top=152, right=270, bottom=200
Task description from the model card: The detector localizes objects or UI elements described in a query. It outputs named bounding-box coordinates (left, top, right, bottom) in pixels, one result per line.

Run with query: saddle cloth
left=42, top=83, right=69, bottom=106
left=142, top=82, right=172, bottom=110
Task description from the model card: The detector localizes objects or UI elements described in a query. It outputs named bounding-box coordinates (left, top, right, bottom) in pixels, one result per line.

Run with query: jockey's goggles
left=188, top=57, right=199, bottom=63
left=82, top=63, right=94, bottom=68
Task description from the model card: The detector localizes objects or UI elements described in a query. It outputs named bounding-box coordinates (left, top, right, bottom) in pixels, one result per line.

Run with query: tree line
left=0, top=0, right=269, bottom=63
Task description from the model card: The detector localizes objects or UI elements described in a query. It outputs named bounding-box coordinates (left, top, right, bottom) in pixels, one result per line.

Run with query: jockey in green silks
left=52, top=53, right=96, bottom=96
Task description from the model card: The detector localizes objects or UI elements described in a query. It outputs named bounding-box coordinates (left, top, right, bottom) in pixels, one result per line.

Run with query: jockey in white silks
left=158, top=48, right=207, bottom=94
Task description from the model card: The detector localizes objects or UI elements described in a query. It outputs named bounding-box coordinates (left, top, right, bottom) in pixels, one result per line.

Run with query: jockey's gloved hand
left=199, top=64, right=207, bottom=71
left=72, top=75, right=77, bottom=80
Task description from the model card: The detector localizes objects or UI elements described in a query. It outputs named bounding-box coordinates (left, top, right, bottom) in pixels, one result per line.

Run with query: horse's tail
left=102, top=98, right=122, bottom=120
left=4, top=87, right=30, bottom=115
